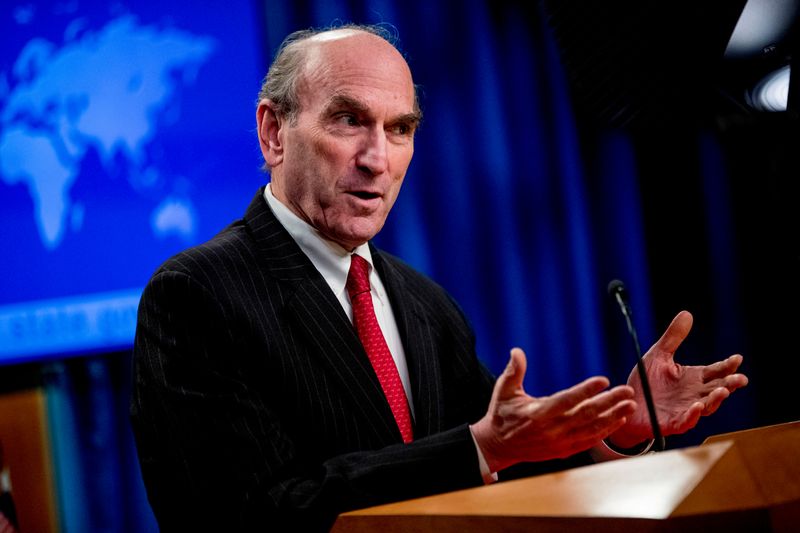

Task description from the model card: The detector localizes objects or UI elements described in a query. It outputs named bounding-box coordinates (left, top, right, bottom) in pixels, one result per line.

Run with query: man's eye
left=337, top=114, right=359, bottom=126
left=389, top=123, right=412, bottom=136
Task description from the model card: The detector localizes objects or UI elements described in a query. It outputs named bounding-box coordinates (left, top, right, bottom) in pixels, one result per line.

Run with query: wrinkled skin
left=472, top=311, right=748, bottom=471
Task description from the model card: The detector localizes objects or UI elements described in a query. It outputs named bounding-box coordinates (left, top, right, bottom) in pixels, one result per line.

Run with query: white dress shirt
left=263, top=184, right=414, bottom=416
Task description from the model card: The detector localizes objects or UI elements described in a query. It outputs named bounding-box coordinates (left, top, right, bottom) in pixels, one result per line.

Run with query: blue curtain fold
left=45, top=355, right=157, bottom=532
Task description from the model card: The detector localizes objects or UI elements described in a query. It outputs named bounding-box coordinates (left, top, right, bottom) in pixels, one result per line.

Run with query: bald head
left=257, top=25, right=420, bottom=124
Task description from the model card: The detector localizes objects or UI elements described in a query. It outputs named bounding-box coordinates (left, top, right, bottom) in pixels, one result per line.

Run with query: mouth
left=348, top=191, right=382, bottom=201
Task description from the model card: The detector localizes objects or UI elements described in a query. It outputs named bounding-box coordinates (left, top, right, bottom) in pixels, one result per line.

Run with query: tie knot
left=346, top=254, right=371, bottom=298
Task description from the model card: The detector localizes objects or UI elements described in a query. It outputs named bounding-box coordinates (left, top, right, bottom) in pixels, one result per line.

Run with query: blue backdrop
left=1, top=1, right=763, bottom=531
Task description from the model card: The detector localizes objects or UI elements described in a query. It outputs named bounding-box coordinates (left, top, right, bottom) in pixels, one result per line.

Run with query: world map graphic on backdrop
left=0, top=15, right=215, bottom=249
left=0, top=4, right=261, bottom=362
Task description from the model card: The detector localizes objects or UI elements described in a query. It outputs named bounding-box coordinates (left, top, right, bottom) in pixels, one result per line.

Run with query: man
left=131, top=25, right=748, bottom=531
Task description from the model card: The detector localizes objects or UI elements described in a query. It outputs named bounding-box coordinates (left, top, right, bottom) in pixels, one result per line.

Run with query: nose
left=356, top=127, right=388, bottom=176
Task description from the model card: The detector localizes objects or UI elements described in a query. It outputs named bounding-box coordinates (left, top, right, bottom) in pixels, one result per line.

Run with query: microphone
left=607, top=279, right=665, bottom=452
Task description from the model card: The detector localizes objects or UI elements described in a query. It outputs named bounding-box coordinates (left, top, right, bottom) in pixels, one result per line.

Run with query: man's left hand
left=608, top=310, right=748, bottom=449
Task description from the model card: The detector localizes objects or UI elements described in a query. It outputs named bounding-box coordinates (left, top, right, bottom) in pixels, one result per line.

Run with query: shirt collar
left=263, top=184, right=375, bottom=301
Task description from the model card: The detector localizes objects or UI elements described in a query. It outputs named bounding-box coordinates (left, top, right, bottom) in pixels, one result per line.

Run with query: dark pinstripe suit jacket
left=131, top=188, right=499, bottom=531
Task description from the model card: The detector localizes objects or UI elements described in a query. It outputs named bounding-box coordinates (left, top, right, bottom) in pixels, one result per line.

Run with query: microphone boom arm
left=610, top=281, right=665, bottom=452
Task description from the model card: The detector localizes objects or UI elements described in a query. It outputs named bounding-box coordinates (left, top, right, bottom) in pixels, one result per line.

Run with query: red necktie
left=346, top=254, right=413, bottom=443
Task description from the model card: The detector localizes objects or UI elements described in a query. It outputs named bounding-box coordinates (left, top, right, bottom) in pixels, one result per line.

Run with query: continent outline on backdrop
left=0, top=15, right=215, bottom=249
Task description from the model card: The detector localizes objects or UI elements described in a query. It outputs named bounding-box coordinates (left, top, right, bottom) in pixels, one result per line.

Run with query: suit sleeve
left=131, top=270, right=488, bottom=532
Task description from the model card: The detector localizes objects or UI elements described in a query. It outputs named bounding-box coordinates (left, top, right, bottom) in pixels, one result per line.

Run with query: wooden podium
left=332, top=422, right=800, bottom=532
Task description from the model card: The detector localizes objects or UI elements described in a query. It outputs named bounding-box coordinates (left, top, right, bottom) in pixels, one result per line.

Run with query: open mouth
left=350, top=191, right=381, bottom=200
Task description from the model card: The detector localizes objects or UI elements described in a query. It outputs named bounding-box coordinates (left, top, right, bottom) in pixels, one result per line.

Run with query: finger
left=543, top=375, right=611, bottom=416
left=672, top=401, right=703, bottom=435
left=651, top=310, right=693, bottom=357
left=493, top=347, right=528, bottom=401
left=701, top=387, right=730, bottom=416
left=595, top=394, right=637, bottom=420
left=724, top=373, right=749, bottom=391
left=567, top=385, right=635, bottom=420
left=597, top=400, right=637, bottom=433
left=552, top=420, right=633, bottom=459
left=564, top=400, right=637, bottom=453
left=703, top=372, right=749, bottom=395
left=701, top=354, right=743, bottom=382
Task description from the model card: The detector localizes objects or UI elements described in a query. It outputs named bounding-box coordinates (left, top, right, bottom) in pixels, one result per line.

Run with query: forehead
left=297, top=31, right=416, bottom=111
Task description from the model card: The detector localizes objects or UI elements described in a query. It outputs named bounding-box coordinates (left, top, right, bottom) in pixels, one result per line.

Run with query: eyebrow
left=326, top=93, right=422, bottom=128
left=326, top=94, right=369, bottom=114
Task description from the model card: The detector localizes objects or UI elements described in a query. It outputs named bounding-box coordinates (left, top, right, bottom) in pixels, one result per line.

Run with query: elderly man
left=131, top=24, right=747, bottom=531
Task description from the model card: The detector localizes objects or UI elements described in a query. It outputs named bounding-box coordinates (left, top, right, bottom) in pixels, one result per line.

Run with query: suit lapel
left=242, top=188, right=402, bottom=444
left=372, top=249, right=445, bottom=438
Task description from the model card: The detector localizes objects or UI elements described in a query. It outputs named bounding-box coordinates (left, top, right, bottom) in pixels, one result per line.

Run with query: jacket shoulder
left=153, top=219, right=255, bottom=282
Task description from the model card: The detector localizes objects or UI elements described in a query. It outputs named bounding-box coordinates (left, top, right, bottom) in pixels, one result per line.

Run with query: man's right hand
left=470, top=348, right=636, bottom=473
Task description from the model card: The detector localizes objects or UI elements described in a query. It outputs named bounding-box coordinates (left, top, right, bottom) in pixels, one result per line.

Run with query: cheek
left=311, top=139, right=353, bottom=181
left=390, top=145, right=413, bottom=176
left=289, top=136, right=339, bottom=194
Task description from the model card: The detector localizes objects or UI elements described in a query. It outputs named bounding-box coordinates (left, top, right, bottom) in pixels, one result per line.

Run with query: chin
left=337, top=225, right=382, bottom=249
left=320, top=211, right=386, bottom=248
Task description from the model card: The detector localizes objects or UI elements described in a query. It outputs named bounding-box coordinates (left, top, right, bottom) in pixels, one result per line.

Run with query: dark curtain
left=264, top=0, right=660, bottom=390
left=41, top=0, right=790, bottom=530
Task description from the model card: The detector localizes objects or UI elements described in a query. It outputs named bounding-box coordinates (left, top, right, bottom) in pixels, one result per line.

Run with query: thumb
left=494, top=347, right=528, bottom=400
left=653, top=310, right=693, bottom=358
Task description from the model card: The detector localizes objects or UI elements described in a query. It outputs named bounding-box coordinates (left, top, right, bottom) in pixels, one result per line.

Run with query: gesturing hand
left=608, top=311, right=749, bottom=449
left=471, top=348, right=636, bottom=473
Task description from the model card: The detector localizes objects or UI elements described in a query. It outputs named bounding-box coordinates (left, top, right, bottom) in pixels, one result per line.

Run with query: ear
left=257, top=99, right=285, bottom=167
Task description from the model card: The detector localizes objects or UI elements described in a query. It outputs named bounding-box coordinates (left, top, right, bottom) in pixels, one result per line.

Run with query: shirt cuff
left=469, top=425, right=498, bottom=484
left=589, top=438, right=655, bottom=462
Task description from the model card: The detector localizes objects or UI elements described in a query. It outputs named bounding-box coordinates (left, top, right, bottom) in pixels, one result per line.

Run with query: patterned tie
left=346, top=254, right=413, bottom=443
